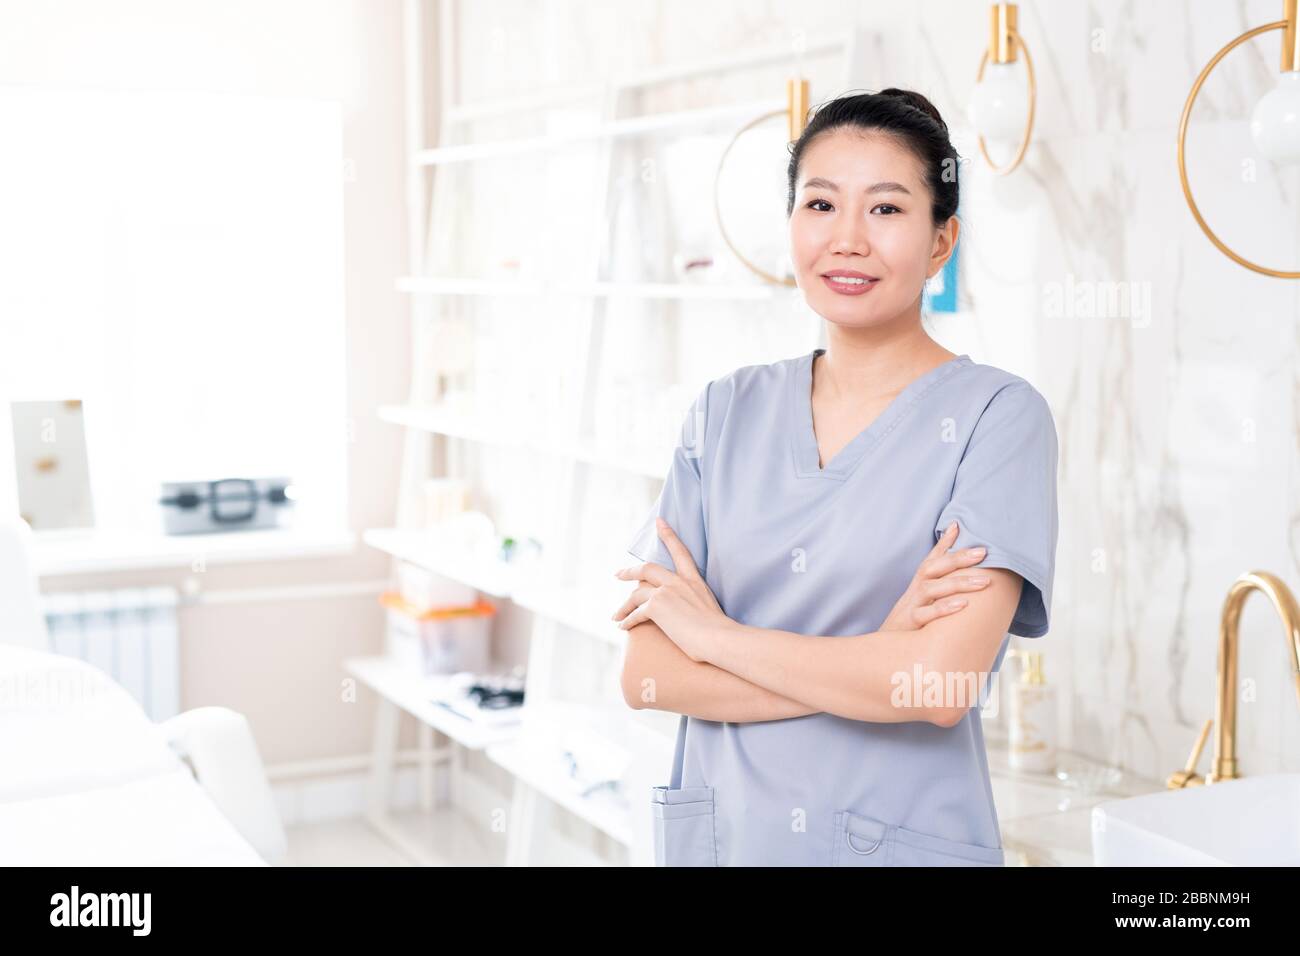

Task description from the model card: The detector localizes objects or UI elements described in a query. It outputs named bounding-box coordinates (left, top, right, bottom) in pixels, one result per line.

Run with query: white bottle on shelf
left=1008, top=649, right=1058, bottom=774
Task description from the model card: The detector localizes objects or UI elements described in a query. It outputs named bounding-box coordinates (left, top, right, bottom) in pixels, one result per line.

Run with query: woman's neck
left=815, top=318, right=957, bottom=402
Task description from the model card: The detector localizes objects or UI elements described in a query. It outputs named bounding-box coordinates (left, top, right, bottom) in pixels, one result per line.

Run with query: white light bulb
left=968, top=61, right=1027, bottom=142
left=1251, top=71, right=1300, bottom=164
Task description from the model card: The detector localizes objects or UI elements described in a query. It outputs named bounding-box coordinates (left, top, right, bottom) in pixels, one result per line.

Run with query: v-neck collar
left=788, top=347, right=973, bottom=481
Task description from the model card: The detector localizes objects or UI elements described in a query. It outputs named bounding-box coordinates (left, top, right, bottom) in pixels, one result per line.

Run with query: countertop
left=986, top=740, right=1164, bottom=866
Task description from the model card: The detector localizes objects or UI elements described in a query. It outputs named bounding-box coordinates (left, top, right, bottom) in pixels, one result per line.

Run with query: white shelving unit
left=366, top=0, right=867, bottom=866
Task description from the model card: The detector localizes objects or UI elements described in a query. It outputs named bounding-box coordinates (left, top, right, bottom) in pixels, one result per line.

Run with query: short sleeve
left=625, top=381, right=710, bottom=576
left=934, top=382, right=1059, bottom=638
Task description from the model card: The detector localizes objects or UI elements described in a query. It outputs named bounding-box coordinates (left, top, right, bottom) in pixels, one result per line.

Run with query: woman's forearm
left=701, top=619, right=940, bottom=724
left=621, top=620, right=820, bottom=722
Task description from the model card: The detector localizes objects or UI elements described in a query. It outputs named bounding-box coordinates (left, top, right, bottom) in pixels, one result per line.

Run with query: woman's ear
left=928, top=216, right=959, bottom=278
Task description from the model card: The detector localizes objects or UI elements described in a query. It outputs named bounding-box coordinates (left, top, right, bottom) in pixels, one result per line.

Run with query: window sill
left=31, top=527, right=357, bottom=577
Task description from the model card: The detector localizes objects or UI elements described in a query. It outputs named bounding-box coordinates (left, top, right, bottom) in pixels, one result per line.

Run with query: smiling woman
left=787, top=89, right=960, bottom=333
left=615, top=88, right=1060, bottom=868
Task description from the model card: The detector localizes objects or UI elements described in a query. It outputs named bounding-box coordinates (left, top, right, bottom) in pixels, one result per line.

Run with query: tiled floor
left=282, top=818, right=412, bottom=867
left=282, top=806, right=507, bottom=867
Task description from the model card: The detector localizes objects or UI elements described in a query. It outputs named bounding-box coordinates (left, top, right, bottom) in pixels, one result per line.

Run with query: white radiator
left=42, top=587, right=180, bottom=721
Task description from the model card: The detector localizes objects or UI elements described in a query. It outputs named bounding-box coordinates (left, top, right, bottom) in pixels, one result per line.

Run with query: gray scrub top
left=626, top=347, right=1059, bottom=867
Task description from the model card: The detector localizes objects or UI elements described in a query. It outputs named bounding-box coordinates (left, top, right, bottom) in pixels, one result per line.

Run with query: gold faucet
left=1167, top=571, right=1300, bottom=788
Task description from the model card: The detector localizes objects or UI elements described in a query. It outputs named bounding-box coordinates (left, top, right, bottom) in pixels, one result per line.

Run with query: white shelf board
left=506, top=580, right=629, bottom=647
left=365, top=526, right=647, bottom=644
left=378, top=404, right=669, bottom=479
left=344, top=655, right=521, bottom=752
left=485, top=738, right=633, bottom=847
left=511, top=581, right=630, bottom=648
left=395, top=276, right=787, bottom=300
left=362, top=526, right=519, bottom=598
left=378, top=403, right=544, bottom=453
left=440, top=35, right=848, bottom=126
left=31, top=526, right=356, bottom=577
left=415, top=97, right=781, bottom=165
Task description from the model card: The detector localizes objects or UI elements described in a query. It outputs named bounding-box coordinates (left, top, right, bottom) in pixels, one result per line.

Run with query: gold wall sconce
left=713, top=77, right=809, bottom=287
left=968, top=3, right=1037, bottom=175
left=1178, top=0, right=1300, bottom=278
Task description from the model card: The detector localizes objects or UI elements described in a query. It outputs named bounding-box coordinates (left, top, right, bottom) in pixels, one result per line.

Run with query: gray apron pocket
left=832, top=810, right=1004, bottom=867
left=890, top=823, right=1005, bottom=866
left=650, top=785, right=717, bottom=866
left=831, top=809, right=891, bottom=867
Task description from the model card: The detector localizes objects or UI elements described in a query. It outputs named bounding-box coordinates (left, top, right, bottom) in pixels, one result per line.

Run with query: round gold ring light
left=975, top=3, right=1037, bottom=176
left=1177, top=16, right=1298, bottom=278
left=713, top=77, right=809, bottom=287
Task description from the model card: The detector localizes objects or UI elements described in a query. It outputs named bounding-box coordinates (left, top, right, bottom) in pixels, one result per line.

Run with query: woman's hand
left=878, top=521, right=991, bottom=632
left=611, top=518, right=733, bottom=663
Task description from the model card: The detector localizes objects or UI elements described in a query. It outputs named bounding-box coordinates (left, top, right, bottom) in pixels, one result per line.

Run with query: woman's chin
left=812, top=299, right=902, bottom=331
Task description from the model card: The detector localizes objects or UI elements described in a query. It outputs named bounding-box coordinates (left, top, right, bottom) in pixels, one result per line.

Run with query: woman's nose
left=830, top=214, right=870, bottom=255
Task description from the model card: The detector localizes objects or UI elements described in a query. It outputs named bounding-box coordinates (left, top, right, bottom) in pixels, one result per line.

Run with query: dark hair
left=785, top=88, right=960, bottom=228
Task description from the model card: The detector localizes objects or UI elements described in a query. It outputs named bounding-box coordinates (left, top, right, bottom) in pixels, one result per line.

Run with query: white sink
left=1091, top=773, right=1300, bottom=865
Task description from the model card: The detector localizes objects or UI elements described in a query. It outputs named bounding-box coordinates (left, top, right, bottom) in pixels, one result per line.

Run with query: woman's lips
left=821, top=274, right=879, bottom=296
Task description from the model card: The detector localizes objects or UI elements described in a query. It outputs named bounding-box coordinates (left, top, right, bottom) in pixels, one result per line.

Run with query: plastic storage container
left=381, top=591, right=494, bottom=676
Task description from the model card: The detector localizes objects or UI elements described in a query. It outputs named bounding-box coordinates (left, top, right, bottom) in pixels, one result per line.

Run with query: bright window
left=0, top=88, right=349, bottom=538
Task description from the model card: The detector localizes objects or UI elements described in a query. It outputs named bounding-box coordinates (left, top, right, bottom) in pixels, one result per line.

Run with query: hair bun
left=877, top=87, right=948, bottom=133
left=787, top=87, right=961, bottom=225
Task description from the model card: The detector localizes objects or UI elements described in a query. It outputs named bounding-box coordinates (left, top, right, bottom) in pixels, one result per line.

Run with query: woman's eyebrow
left=801, top=176, right=913, bottom=196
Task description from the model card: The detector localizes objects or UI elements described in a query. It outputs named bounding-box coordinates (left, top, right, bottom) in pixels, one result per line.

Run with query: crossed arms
left=618, top=523, right=1024, bottom=727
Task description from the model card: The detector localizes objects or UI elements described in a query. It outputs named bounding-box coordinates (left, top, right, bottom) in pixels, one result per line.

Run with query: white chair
left=0, top=515, right=50, bottom=651
left=0, top=515, right=289, bottom=865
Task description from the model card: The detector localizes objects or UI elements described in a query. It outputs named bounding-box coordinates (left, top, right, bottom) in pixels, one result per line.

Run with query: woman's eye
left=806, top=199, right=833, bottom=212
left=872, top=203, right=902, bottom=215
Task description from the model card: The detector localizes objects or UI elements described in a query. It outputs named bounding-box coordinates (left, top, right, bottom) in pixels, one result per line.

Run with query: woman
left=613, top=89, right=1059, bottom=867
